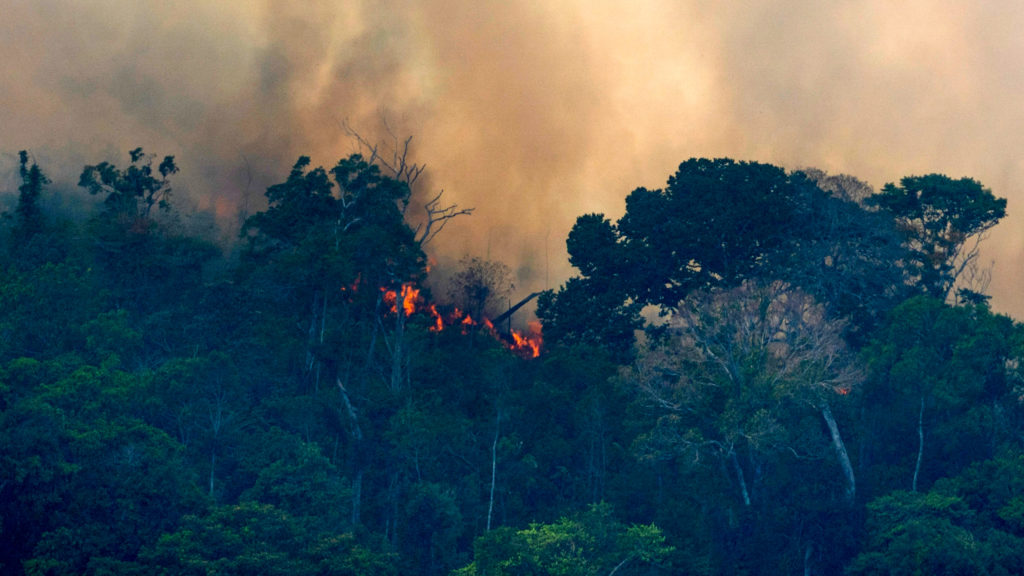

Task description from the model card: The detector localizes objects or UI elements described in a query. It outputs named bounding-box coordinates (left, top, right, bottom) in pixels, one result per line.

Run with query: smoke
left=3, top=1, right=1024, bottom=316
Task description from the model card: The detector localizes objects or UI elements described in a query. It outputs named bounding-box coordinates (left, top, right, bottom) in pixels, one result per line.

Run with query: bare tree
left=447, top=256, right=513, bottom=322
left=627, top=280, right=860, bottom=506
left=342, top=119, right=473, bottom=246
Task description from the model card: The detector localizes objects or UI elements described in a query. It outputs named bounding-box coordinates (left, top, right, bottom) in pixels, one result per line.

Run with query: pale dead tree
left=342, top=119, right=473, bottom=246
left=336, top=375, right=365, bottom=525
left=801, top=167, right=874, bottom=205
left=626, top=280, right=860, bottom=507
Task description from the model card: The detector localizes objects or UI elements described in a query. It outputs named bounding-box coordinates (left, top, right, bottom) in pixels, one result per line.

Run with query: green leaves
left=79, top=147, right=178, bottom=222
left=850, top=455, right=1024, bottom=576
left=143, top=502, right=397, bottom=576
left=870, top=174, right=1006, bottom=299
left=456, top=503, right=673, bottom=576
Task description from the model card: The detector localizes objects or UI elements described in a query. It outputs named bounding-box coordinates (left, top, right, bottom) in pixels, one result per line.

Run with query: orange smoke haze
left=4, top=2, right=1024, bottom=317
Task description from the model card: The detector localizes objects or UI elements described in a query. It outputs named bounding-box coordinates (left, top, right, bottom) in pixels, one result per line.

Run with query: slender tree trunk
left=487, top=410, right=501, bottom=531
left=730, top=451, right=751, bottom=507
left=608, top=555, right=634, bottom=576
left=391, top=289, right=406, bottom=393
left=366, top=294, right=382, bottom=369
left=315, top=291, right=327, bottom=393
left=820, top=402, right=855, bottom=503
left=306, top=292, right=319, bottom=374
left=912, top=396, right=925, bottom=492
left=338, top=378, right=365, bottom=526
left=352, top=469, right=363, bottom=527
left=803, top=542, right=814, bottom=576
left=209, top=450, right=216, bottom=498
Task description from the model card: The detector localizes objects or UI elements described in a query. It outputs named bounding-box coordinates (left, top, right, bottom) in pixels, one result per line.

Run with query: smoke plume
left=3, top=1, right=1024, bottom=316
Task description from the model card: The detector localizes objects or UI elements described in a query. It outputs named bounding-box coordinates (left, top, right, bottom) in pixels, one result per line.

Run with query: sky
left=3, top=1, right=1024, bottom=317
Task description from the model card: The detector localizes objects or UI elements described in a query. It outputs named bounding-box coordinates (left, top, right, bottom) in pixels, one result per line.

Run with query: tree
left=140, top=502, right=397, bottom=576
left=543, top=159, right=910, bottom=356
left=447, top=256, right=512, bottom=322
left=77, top=148, right=218, bottom=318
left=3, top=359, right=204, bottom=575
left=849, top=455, right=1024, bottom=576
left=79, top=147, right=177, bottom=231
left=868, top=174, right=1006, bottom=300
left=10, top=150, right=48, bottom=248
left=239, top=153, right=431, bottom=532
left=628, top=281, right=860, bottom=507
left=789, top=169, right=909, bottom=344
left=848, top=491, right=988, bottom=576
left=536, top=278, right=642, bottom=365
left=343, top=123, right=473, bottom=246
left=862, top=297, right=1018, bottom=495
left=240, top=154, right=426, bottom=388
left=454, top=503, right=673, bottom=576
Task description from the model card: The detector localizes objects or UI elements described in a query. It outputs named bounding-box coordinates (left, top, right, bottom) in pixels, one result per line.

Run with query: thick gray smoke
left=3, top=1, right=1024, bottom=316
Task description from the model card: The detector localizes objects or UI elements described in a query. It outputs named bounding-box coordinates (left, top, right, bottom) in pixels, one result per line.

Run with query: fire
left=509, top=321, right=543, bottom=358
left=427, top=304, right=444, bottom=332
left=382, top=283, right=421, bottom=316
left=377, top=282, right=543, bottom=358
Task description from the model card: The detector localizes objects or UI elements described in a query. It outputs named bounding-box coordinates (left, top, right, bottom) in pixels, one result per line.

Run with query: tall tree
left=862, top=296, right=1018, bottom=495
left=79, top=147, right=177, bottom=233
left=454, top=503, right=673, bottom=576
left=628, top=281, right=860, bottom=507
left=77, top=148, right=218, bottom=320
left=868, top=174, right=1006, bottom=301
left=240, top=153, right=428, bottom=531
left=11, top=150, right=48, bottom=248
left=541, top=159, right=910, bottom=355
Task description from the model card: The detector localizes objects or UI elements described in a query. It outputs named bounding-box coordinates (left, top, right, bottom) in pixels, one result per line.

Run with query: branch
left=342, top=119, right=424, bottom=189
left=342, top=120, right=474, bottom=244
left=415, top=190, right=474, bottom=246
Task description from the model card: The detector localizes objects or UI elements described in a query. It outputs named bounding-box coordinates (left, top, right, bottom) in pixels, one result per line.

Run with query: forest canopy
left=1, top=147, right=1021, bottom=575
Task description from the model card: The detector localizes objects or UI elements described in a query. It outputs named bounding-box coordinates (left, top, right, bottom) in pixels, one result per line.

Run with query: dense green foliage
left=1, top=149, right=1022, bottom=575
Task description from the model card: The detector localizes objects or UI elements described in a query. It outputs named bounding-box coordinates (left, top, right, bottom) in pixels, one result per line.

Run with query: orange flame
left=381, top=283, right=421, bottom=316
left=374, top=283, right=543, bottom=358
left=509, top=320, right=543, bottom=358
left=427, top=304, right=444, bottom=332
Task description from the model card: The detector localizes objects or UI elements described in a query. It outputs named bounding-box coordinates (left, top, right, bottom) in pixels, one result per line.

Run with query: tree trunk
left=391, top=288, right=406, bottom=393
left=306, top=292, right=319, bottom=375
left=351, top=469, right=363, bottom=527
left=315, top=290, right=327, bottom=392
left=487, top=410, right=501, bottom=531
left=209, top=450, right=216, bottom=498
left=803, top=542, right=815, bottom=576
left=820, top=402, right=855, bottom=503
left=730, top=450, right=751, bottom=507
left=912, top=396, right=925, bottom=492
left=338, top=378, right=365, bottom=526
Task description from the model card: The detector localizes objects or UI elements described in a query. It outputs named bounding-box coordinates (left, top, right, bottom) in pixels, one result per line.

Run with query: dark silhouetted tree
left=869, top=174, right=1006, bottom=300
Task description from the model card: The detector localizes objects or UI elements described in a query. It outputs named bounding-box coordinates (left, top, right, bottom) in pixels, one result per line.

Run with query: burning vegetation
left=379, top=282, right=543, bottom=358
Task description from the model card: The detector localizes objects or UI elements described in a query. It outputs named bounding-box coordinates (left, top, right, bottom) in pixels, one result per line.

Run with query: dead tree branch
left=342, top=119, right=474, bottom=246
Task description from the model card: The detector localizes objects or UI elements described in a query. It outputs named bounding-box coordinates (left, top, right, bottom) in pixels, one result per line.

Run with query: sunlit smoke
left=3, top=1, right=1024, bottom=317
